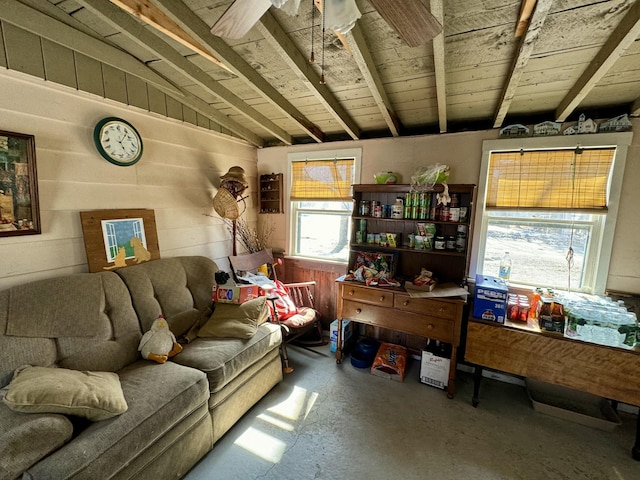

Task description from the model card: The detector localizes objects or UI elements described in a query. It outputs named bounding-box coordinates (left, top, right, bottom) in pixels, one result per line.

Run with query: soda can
left=404, top=205, right=412, bottom=218
left=405, top=192, right=413, bottom=206
left=419, top=193, right=427, bottom=206
left=411, top=205, right=419, bottom=219
left=411, top=192, right=419, bottom=207
left=358, top=219, right=367, bottom=232
left=418, top=206, right=427, bottom=219
left=423, top=194, right=432, bottom=219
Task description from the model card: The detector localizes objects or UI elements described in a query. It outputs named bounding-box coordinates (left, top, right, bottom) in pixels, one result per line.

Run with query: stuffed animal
left=138, top=315, right=182, bottom=364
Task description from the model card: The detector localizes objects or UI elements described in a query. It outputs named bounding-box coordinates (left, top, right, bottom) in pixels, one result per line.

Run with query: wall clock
left=93, top=117, right=143, bottom=166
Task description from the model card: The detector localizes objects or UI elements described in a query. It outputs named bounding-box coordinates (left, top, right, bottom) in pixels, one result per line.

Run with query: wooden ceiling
left=4, top=0, right=640, bottom=147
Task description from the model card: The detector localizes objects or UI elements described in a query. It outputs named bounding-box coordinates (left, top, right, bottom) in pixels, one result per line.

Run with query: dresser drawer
left=341, top=300, right=454, bottom=341
left=341, top=284, right=394, bottom=308
left=393, top=295, right=458, bottom=320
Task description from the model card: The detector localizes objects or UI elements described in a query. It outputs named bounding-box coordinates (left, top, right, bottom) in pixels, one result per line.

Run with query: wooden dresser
left=335, top=280, right=466, bottom=398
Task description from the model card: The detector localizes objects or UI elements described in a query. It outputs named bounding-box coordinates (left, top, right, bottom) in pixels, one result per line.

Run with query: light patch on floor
left=256, top=412, right=295, bottom=432
left=233, top=427, right=287, bottom=463
left=265, top=385, right=318, bottom=422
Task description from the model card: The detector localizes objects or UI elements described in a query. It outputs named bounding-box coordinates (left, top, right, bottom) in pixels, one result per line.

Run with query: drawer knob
left=438, top=308, right=445, bottom=313
left=349, top=290, right=355, bottom=296
left=356, top=308, right=362, bottom=314
left=379, top=296, right=385, bottom=302
left=427, top=324, right=434, bottom=330
left=403, top=301, right=409, bottom=306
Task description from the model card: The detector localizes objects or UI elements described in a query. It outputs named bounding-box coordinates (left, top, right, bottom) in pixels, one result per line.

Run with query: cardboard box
left=212, top=284, right=262, bottom=304
left=420, top=351, right=450, bottom=389
left=473, top=274, right=508, bottom=323
left=330, top=319, right=353, bottom=352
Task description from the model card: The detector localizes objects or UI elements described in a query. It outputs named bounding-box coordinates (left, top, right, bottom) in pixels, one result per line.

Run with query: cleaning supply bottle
left=499, top=252, right=512, bottom=282
left=392, top=197, right=404, bottom=219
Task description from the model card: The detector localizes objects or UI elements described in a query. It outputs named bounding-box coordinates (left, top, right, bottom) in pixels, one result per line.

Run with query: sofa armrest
left=0, top=399, right=74, bottom=479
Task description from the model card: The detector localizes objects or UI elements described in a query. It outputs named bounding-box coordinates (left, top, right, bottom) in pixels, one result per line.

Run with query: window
left=288, top=149, right=361, bottom=262
left=472, top=134, right=632, bottom=294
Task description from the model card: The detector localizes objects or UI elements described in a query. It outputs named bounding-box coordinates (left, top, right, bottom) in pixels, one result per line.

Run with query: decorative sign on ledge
left=80, top=209, right=160, bottom=273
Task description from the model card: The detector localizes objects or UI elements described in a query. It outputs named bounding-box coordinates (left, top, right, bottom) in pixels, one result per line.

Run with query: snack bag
left=370, top=342, right=407, bottom=382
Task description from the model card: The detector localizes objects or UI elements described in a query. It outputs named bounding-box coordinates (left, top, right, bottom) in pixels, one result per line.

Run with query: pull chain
left=320, top=0, right=326, bottom=84
left=310, top=0, right=316, bottom=63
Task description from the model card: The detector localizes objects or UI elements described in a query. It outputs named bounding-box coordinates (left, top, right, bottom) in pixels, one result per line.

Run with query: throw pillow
left=3, top=365, right=128, bottom=421
left=266, top=280, right=298, bottom=320
left=198, top=296, right=269, bottom=339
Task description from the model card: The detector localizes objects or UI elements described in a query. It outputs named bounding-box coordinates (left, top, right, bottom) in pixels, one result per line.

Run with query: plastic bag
left=410, top=164, right=450, bottom=190
left=271, top=0, right=302, bottom=16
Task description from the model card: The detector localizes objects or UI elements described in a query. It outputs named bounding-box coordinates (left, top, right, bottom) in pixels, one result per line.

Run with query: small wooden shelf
left=259, top=173, right=283, bottom=214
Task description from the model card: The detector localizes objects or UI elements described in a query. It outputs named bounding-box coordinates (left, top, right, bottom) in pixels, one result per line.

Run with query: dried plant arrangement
left=225, top=217, right=275, bottom=253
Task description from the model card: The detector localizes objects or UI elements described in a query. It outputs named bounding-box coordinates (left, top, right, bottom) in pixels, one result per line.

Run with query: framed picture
left=80, top=209, right=160, bottom=273
left=0, top=130, right=41, bottom=237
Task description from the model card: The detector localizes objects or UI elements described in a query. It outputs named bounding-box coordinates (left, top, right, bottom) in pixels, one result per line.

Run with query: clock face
left=93, top=117, right=143, bottom=166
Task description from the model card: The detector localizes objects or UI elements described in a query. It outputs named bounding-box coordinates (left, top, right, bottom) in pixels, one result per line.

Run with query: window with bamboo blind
left=475, top=134, right=632, bottom=294
left=287, top=150, right=360, bottom=262
left=486, top=148, right=615, bottom=211
left=290, top=158, right=354, bottom=201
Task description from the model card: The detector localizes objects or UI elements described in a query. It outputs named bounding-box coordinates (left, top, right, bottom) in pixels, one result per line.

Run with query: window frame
left=287, top=148, right=362, bottom=262
left=470, top=132, right=632, bottom=294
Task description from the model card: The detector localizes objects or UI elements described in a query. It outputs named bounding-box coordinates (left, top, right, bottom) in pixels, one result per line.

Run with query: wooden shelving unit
left=259, top=173, right=283, bottom=214
left=350, top=183, right=476, bottom=284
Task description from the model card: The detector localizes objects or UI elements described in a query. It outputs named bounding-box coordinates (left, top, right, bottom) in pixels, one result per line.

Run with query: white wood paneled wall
left=0, top=69, right=258, bottom=289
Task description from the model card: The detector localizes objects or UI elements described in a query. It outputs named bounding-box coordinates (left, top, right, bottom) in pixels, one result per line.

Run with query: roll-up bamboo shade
left=486, top=148, right=615, bottom=210
left=290, top=159, right=354, bottom=201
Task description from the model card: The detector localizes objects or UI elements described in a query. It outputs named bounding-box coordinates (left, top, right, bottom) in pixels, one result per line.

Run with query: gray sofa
left=0, top=256, right=283, bottom=480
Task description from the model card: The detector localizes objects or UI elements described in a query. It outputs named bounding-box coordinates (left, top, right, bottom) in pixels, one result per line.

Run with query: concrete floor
left=184, top=342, right=639, bottom=480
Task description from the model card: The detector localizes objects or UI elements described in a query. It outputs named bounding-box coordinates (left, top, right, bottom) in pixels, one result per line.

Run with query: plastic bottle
left=498, top=251, right=512, bottom=282
left=392, top=197, right=404, bottom=219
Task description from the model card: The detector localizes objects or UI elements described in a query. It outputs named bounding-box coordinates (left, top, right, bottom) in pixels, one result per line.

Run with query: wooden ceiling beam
left=151, top=0, right=325, bottom=143
left=492, top=0, right=553, bottom=128
left=0, top=0, right=181, bottom=97
left=555, top=0, right=640, bottom=122
left=430, top=0, right=447, bottom=133
left=77, top=0, right=290, bottom=145
left=347, top=23, right=401, bottom=136
left=256, top=10, right=361, bottom=140
left=108, top=0, right=231, bottom=73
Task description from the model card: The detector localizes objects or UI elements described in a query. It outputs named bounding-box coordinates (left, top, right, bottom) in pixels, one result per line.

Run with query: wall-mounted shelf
left=259, top=173, right=283, bottom=214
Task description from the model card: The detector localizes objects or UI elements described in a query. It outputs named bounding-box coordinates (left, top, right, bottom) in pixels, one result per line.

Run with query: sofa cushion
left=198, top=297, right=270, bottom=339
left=23, top=361, right=210, bottom=479
left=0, top=272, right=141, bottom=387
left=0, top=400, right=73, bottom=480
left=3, top=366, right=128, bottom=421
left=116, top=257, right=218, bottom=338
left=174, top=322, right=281, bottom=393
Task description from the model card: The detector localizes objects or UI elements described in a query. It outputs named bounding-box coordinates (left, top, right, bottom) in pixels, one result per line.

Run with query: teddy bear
left=138, top=315, right=183, bottom=364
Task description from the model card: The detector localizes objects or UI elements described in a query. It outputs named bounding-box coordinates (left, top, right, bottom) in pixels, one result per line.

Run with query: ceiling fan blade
left=210, top=0, right=272, bottom=39
left=369, top=0, right=443, bottom=47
